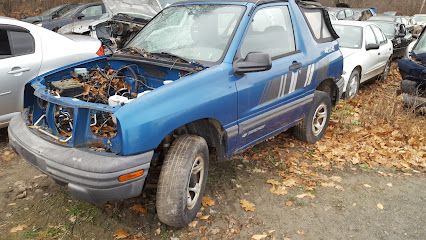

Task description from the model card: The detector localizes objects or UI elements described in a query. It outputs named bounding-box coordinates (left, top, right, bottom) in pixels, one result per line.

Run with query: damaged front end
left=398, top=53, right=426, bottom=112
left=24, top=55, right=198, bottom=154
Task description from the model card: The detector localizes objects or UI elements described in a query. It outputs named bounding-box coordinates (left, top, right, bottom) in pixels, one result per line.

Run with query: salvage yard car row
left=0, top=0, right=424, bottom=229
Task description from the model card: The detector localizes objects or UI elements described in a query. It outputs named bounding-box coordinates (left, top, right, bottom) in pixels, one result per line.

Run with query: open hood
left=103, top=0, right=164, bottom=20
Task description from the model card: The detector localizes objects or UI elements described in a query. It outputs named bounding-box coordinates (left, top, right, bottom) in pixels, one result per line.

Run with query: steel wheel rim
left=348, top=75, right=359, bottom=98
left=187, top=155, right=204, bottom=210
left=312, top=103, right=327, bottom=136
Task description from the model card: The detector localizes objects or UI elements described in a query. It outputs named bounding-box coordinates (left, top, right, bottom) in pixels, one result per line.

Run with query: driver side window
left=240, top=6, right=296, bottom=59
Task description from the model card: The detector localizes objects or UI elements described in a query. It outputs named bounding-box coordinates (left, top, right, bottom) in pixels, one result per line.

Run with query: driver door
left=234, top=4, right=311, bottom=148
left=0, top=25, right=41, bottom=124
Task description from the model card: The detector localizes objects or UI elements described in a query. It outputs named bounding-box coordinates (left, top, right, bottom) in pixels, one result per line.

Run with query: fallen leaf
left=69, top=215, right=77, bottom=223
left=377, top=203, right=384, bottom=210
left=202, top=196, right=215, bottom=207
left=330, top=176, right=342, bottom=183
left=10, top=224, right=27, bottom=233
left=200, top=215, right=210, bottom=220
left=266, top=179, right=281, bottom=186
left=240, top=199, right=256, bottom=212
left=188, top=220, right=198, bottom=228
left=114, top=228, right=130, bottom=239
left=386, top=183, right=393, bottom=187
left=282, top=178, right=297, bottom=187
left=130, top=204, right=147, bottom=215
left=321, top=182, right=336, bottom=188
left=363, top=184, right=372, bottom=188
left=270, top=185, right=288, bottom=195
left=297, top=230, right=305, bottom=235
left=296, top=193, right=315, bottom=199
left=251, top=234, right=268, bottom=240
left=155, top=228, right=161, bottom=235
left=285, top=201, right=293, bottom=207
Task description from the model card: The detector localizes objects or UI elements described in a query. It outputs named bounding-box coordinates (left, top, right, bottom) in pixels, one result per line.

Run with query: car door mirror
left=366, top=43, right=380, bottom=51
left=398, top=24, right=407, bottom=37
left=76, top=13, right=85, bottom=20
left=234, top=52, right=272, bottom=74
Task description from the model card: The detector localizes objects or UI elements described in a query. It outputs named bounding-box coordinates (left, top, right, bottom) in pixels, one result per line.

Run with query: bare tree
left=421, top=0, right=426, bottom=14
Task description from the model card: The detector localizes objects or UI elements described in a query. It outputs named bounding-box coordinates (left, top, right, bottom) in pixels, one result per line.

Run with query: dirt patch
left=0, top=65, right=425, bottom=239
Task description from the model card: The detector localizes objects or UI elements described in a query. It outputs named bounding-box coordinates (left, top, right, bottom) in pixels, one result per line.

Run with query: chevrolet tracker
left=9, top=0, right=343, bottom=227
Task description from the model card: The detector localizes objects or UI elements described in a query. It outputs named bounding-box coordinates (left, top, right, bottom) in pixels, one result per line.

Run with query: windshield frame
left=333, top=24, right=363, bottom=49
left=122, top=3, right=247, bottom=67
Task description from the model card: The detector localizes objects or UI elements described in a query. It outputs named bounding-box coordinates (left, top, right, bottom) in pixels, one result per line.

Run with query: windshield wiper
left=151, top=51, right=205, bottom=69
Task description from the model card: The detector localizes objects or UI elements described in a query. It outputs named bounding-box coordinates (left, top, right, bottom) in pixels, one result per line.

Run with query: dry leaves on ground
left=114, top=228, right=130, bottom=239
left=10, top=224, right=27, bottom=233
left=202, top=196, right=215, bottom=207
left=130, top=204, right=147, bottom=216
left=241, top=65, right=426, bottom=194
left=240, top=199, right=256, bottom=212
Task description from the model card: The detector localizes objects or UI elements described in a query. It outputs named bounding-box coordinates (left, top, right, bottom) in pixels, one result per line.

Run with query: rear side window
left=344, top=9, right=353, bottom=17
left=0, top=30, right=12, bottom=57
left=302, top=8, right=333, bottom=42
left=8, top=31, right=35, bottom=56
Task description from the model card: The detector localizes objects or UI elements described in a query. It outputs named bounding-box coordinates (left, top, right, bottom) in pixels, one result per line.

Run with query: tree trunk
left=421, top=0, right=426, bottom=14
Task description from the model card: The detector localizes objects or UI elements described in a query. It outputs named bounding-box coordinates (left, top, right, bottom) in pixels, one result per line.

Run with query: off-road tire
left=293, top=91, right=331, bottom=143
left=156, top=135, right=209, bottom=228
left=345, top=69, right=361, bottom=100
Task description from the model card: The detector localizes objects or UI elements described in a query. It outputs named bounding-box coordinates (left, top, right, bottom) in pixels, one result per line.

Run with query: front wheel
left=345, top=69, right=361, bottom=99
left=156, top=135, right=209, bottom=228
left=293, top=91, right=331, bottom=144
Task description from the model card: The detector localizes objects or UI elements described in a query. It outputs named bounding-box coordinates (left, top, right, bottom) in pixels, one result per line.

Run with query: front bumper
left=8, top=115, right=153, bottom=203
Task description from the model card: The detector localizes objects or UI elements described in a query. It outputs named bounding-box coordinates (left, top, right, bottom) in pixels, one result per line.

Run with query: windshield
left=414, top=15, right=426, bottom=23
left=414, top=34, right=426, bottom=54
left=333, top=25, right=362, bottom=49
left=370, top=16, right=394, bottom=22
left=371, top=22, right=395, bottom=38
left=126, top=5, right=245, bottom=64
left=42, top=5, right=63, bottom=16
left=62, top=6, right=80, bottom=18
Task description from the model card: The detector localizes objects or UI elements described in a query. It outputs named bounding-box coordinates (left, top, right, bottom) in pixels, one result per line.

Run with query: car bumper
left=8, top=115, right=153, bottom=203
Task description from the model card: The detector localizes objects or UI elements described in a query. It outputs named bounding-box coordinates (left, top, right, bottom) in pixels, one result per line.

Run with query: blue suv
left=9, top=0, right=343, bottom=227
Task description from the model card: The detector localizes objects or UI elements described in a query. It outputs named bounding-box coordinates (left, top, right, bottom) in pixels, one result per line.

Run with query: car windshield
left=61, top=7, right=80, bottom=18
left=41, top=5, right=63, bottom=16
left=370, top=16, right=394, bottom=22
left=414, top=15, right=426, bottom=22
left=413, top=33, right=426, bottom=54
left=371, top=22, right=395, bottom=38
left=126, top=5, right=245, bottom=64
left=333, top=25, right=362, bottom=49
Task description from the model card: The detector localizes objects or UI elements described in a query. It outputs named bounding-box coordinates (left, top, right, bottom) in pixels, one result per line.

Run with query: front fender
left=114, top=64, right=238, bottom=156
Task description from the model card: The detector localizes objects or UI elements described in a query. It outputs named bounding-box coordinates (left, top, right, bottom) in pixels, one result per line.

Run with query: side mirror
left=76, top=13, right=85, bottom=19
left=398, top=24, right=407, bottom=37
left=234, top=52, right=272, bottom=74
left=366, top=43, right=380, bottom=51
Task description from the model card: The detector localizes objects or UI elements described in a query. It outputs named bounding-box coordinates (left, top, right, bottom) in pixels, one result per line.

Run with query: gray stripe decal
left=305, top=64, right=312, bottom=87
left=240, top=94, right=314, bottom=132
left=306, top=63, right=315, bottom=86
left=278, top=75, right=284, bottom=98
left=289, top=71, right=298, bottom=94
left=225, top=124, right=239, bottom=138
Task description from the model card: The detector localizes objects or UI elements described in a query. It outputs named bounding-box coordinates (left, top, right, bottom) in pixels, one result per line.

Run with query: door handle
left=8, top=67, right=30, bottom=75
left=289, top=61, right=303, bottom=71
left=378, top=52, right=381, bottom=55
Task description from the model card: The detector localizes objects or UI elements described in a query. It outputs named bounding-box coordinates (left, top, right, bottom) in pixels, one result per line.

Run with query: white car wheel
left=345, top=69, right=360, bottom=99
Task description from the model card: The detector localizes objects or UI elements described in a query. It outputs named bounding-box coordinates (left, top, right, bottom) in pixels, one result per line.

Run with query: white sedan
left=0, top=17, right=104, bottom=128
left=333, top=21, right=393, bottom=99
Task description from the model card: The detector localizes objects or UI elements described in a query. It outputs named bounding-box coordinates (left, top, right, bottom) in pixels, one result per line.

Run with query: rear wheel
left=293, top=91, right=331, bottom=144
left=156, top=135, right=209, bottom=228
left=345, top=69, right=360, bottom=99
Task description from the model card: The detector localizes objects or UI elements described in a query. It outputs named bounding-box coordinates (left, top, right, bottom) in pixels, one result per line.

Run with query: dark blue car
left=399, top=28, right=426, bottom=110
left=9, top=0, right=343, bottom=227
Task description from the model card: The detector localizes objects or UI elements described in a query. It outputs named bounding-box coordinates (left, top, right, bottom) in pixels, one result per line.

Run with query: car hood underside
left=103, top=0, right=163, bottom=20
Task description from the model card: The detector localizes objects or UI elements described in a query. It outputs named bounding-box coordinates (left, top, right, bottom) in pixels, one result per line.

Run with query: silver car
left=0, top=17, right=104, bottom=128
